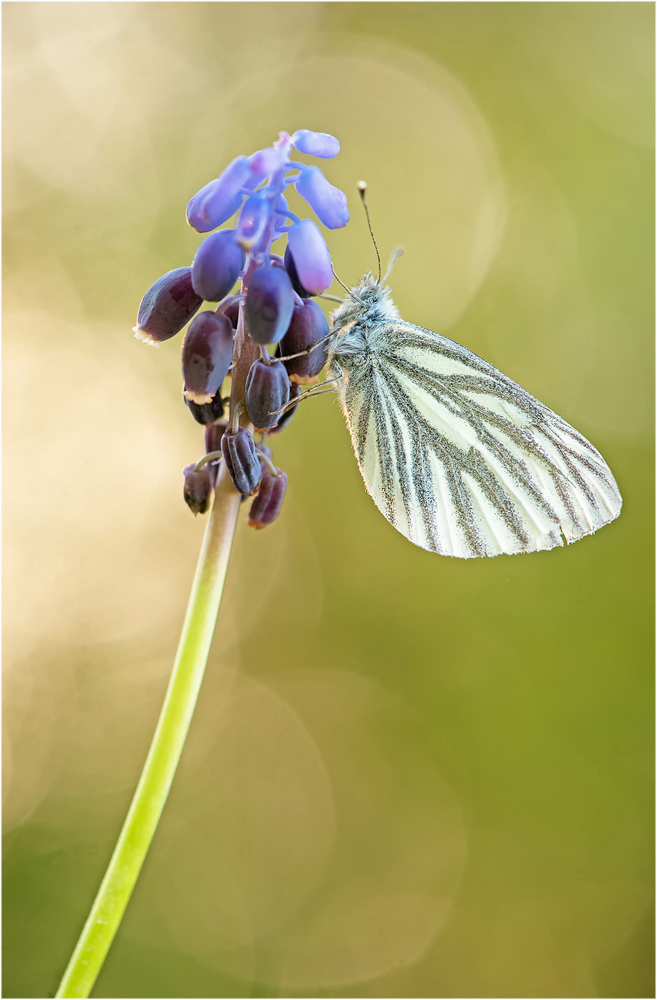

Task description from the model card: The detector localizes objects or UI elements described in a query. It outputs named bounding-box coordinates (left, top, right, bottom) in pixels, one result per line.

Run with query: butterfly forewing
left=336, top=320, right=622, bottom=558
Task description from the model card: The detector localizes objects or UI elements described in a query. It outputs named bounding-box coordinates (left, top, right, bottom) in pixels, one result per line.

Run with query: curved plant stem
left=55, top=463, right=242, bottom=998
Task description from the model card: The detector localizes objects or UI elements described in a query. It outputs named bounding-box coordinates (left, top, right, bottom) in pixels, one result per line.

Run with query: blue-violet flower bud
left=191, top=230, right=245, bottom=302
left=248, top=469, right=288, bottom=529
left=236, top=195, right=270, bottom=250
left=184, top=387, right=224, bottom=425
left=134, top=267, right=203, bottom=345
left=245, top=266, right=295, bottom=345
left=204, top=420, right=228, bottom=487
left=183, top=464, right=212, bottom=516
left=244, top=357, right=290, bottom=430
left=221, top=426, right=261, bottom=495
left=292, top=129, right=340, bottom=159
left=280, top=299, right=330, bottom=383
left=269, top=381, right=300, bottom=434
left=285, top=219, right=333, bottom=295
left=182, top=312, right=234, bottom=404
left=186, top=156, right=251, bottom=233
left=295, top=165, right=349, bottom=229
left=249, top=146, right=285, bottom=182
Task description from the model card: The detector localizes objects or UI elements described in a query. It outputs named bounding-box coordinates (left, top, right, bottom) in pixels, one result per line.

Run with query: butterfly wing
left=337, top=321, right=622, bottom=558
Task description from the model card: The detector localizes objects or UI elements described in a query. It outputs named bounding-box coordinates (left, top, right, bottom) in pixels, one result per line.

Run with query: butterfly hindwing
left=336, top=320, right=622, bottom=558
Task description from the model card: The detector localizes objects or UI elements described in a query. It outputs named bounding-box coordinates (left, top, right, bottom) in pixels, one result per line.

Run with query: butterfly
left=325, top=275, right=622, bottom=559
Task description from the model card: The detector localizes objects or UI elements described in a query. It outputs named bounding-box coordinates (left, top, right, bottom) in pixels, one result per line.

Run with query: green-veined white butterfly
left=325, top=276, right=622, bottom=558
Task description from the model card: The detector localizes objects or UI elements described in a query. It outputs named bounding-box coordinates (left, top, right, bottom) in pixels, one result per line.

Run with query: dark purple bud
left=285, top=220, right=332, bottom=295
left=236, top=195, right=270, bottom=250
left=244, top=357, right=290, bottom=430
left=191, top=230, right=245, bottom=302
left=248, top=469, right=288, bottom=530
left=280, top=299, right=330, bottom=383
left=295, top=166, right=349, bottom=229
left=205, top=419, right=228, bottom=455
left=222, top=300, right=240, bottom=328
left=284, top=245, right=312, bottom=298
left=221, top=426, right=261, bottom=495
left=182, top=312, right=234, bottom=405
left=204, top=420, right=228, bottom=487
left=183, top=464, right=212, bottom=516
left=244, top=265, right=295, bottom=345
left=292, top=129, right=340, bottom=159
left=269, top=382, right=301, bottom=434
left=184, top=387, right=224, bottom=425
left=186, top=156, right=251, bottom=233
left=134, top=267, right=202, bottom=345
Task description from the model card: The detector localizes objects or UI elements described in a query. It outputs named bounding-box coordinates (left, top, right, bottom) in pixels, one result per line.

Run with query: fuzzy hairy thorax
left=329, top=273, right=401, bottom=367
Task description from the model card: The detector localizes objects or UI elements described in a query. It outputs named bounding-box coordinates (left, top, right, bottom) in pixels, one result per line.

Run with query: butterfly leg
left=276, top=331, right=334, bottom=364
left=269, top=363, right=345, bottom=417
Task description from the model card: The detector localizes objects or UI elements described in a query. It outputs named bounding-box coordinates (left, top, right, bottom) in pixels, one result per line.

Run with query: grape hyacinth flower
left=269, top=380, right=301, bottom=433
left=130, top=127, right=348, bottom=504
left=185, top=155, right=252, bottom=232
left=279, top=298, right=330, bottom=383
left=221, top=423, right=262, bottom=495
left=244, top=356, right=290, bottom=429
left=182, top=311, right=234, bottom=404
left=133, top=267, right=202, bottom=344
left=285, top=219, right=333, bottom=295
left=184, top=388, right=224, bottom=426
left=191, top=229, right=245, bottom=302
left=248, top=466, right=288, bottom=529
left=182, top=463, right=212, bottom=516
left=244, top=265, right=295, bottom=344
left=58, top=129, right=348, bottom=999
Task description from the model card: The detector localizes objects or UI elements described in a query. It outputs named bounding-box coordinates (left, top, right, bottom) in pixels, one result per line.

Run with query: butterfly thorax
left=328, top=274, right=400, bottom=370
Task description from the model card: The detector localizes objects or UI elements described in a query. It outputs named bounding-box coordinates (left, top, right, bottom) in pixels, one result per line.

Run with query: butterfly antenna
left=357, top=181, right=381, bottom=284
left=332, top=265, right=365, bottom=305
left=383, top=245, right=405, bottom=282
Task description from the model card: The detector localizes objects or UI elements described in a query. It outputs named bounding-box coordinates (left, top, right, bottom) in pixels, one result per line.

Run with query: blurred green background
left=3, top=3, right=654, bottom=997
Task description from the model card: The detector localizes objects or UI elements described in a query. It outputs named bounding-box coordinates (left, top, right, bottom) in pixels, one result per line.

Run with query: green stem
left=55, top=462, right=242, bottom=998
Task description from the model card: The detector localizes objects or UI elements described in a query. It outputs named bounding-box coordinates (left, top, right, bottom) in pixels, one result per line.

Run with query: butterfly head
left=330, top=273, right=400, bottom=335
